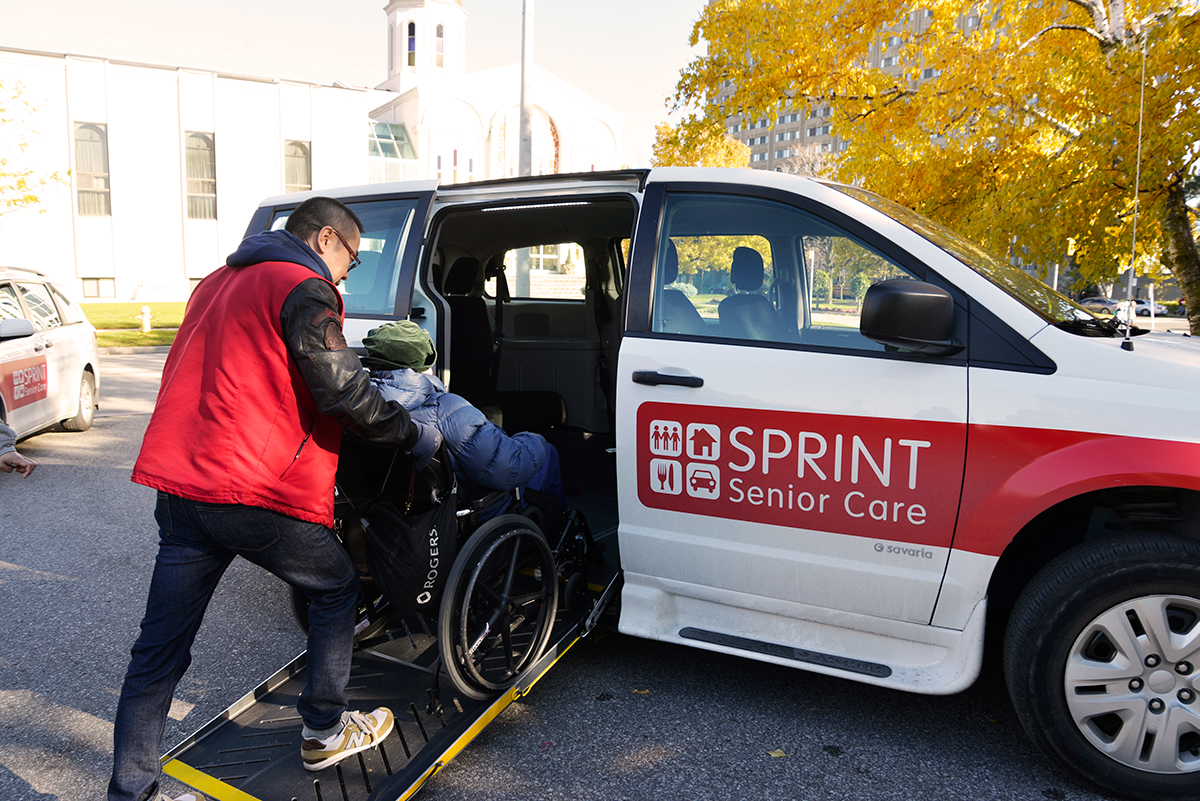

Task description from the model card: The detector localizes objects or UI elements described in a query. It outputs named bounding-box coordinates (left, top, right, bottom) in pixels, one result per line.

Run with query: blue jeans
left=477, top=443, right=568, bottom=523
left=108, top=492, right=359, bottom=801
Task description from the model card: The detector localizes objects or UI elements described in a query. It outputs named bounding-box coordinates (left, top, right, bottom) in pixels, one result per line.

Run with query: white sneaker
left=301, top=707, right=395, bottom=771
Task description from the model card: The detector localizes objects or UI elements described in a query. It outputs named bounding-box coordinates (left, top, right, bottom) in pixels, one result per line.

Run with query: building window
left=750, top=152, right=768, bottom=162
left=284, top=141, right=311, bottom=193
left=185, top=132, right=217, bottom=220
left=436, top=24, right=444, bottom=68
left=74, top=122, right=111, bottom=216
left=838, top=139, right=852, bottom=152
left=368, top=122, right=417, bottom=159
left=468, top=157, right=474, bottom=181
left=882, top=56, right=897, bottom=67
left=775, top=149, right=792, bottom=159
left=778, top=113, right=798, bottom=125
left=388, top=23, right=394, bottom=73
left=807, top=124, right=831, bottom=137
left=81, top=277, right=116, bottom=298
left=407, top=22, right=416, bottom=67
left=922, top=67, right=938, bottom=79
left=436, top=154, right=442, bottom=182
left=965, top=15, right=980, bottom=28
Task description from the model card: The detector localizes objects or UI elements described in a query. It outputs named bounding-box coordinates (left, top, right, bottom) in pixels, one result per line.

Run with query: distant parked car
left=1078, top=296, right=1120, bottom=314
left=0, top=267, right=99, bottom=438
left=1132, top=298, right=1167, bottom=316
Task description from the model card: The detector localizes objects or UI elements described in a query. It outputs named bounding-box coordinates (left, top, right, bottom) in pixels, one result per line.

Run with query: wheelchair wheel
left=438, top=515, right=559, bottom=700
left=290, top=583, right=394, bottom=644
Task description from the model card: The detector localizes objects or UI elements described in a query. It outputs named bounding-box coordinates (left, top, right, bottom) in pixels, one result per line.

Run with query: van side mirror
left=860, top=279, right=963, bottom=356
left=0, top=318, right=35, bottom=341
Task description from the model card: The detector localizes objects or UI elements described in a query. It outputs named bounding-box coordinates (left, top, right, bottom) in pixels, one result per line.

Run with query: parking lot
left=0, top=352, right=1116, bottom=801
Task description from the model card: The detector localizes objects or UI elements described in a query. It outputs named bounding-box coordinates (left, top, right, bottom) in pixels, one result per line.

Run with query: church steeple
left=379, top=0, right=467, bottom=93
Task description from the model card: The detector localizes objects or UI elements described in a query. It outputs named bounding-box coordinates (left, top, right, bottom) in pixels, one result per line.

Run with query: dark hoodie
left=226, top=229, right=333, bottom=283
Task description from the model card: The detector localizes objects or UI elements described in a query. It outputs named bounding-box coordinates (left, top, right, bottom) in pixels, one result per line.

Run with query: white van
left=0, top=267, right=99, bottom=437
left=247, top=168, right=1200, bottom=801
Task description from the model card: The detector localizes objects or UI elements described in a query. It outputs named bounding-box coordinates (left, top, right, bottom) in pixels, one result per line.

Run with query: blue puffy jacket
left=369, top=368, right=547, bottom=491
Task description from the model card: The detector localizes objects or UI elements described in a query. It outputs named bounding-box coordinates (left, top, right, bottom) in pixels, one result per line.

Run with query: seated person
left=362, top=321, right=567, bottom=524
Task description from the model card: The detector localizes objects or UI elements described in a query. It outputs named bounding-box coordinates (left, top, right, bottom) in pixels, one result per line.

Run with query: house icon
left=687, top=424, right=720, bottom=460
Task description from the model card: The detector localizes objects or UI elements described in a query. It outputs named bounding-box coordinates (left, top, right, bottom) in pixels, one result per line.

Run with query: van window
left=484, top=242, right=586, bottom=300
left=0, top=284, right=21, bottom=320
left=654, top=192, right=917, bottom=351
left=16, top=283, right=63, bottom=330
left=270, top=198, right=419, bottom=316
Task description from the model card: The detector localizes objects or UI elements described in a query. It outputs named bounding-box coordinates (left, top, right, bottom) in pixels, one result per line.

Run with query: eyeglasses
left=330, top=228, right=361, bottom=271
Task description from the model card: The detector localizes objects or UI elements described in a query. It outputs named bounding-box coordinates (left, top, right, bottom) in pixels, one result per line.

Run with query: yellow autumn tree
left=675, top=0, right=1200, bottom=332
left=0, top=79, right=66, bottom=221
left=651, top=120, right=756, bottom=283
left=651, top=119, right=750, bottom=169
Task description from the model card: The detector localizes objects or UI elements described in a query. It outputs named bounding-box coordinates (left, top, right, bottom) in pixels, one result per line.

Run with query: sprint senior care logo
left=2, top=356, right=48, bottom=410
left=638, top=402, right=966, bottom=549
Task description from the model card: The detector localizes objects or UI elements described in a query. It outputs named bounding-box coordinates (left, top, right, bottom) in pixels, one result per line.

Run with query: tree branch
left=1019, top=24, right=1109, bottom=51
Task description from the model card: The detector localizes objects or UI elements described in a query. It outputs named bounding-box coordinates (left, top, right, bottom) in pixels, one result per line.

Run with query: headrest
left=731, top=247, right=764, bottom=291
left=661, top=240, right=679, bottom=286
left=444, top=257, right=481, bottom=295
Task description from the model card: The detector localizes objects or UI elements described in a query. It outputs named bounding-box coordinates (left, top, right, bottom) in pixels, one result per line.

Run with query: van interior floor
left=545, top=428, right=619, bottom=539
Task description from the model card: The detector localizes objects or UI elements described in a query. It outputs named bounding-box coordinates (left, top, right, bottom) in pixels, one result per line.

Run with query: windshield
left=828, top=184, right=1093, bottom=325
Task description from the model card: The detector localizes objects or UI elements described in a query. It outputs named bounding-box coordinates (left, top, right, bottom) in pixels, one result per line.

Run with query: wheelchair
left=290, top=433, right=601, bottom=702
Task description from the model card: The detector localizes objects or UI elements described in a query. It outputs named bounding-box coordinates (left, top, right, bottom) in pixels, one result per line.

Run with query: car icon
left=689, top=467, right=717, bottom=491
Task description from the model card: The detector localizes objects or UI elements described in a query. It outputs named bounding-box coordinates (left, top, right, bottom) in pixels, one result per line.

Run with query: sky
left=0, top=0, right=710, bottom=166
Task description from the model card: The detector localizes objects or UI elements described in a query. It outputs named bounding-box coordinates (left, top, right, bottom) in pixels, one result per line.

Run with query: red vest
left=132, top=262, right=344, bottom=526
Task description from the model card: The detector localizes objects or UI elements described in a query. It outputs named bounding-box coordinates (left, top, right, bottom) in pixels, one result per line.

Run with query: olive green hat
left=361, top=321, right=437, bottom=372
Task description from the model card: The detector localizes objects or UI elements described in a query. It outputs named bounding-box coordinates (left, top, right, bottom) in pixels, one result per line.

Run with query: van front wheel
left=1004, top=534, right=1200, bottom=800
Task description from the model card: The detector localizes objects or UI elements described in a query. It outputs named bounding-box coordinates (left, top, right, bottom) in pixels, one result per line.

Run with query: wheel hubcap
left=1065, top=594, right=1200, bottom=773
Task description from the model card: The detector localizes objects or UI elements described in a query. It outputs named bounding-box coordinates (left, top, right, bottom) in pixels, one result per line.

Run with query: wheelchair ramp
left=161, top=575, right=619, bottom=801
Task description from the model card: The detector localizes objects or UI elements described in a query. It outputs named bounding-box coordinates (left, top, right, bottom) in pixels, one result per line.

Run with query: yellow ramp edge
left=162, top=759, right=263, bottom=801
left=399, top=635, right=582, bottom=800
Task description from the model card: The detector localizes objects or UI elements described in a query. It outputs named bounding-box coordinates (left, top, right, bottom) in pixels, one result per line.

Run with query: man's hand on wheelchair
left=410, top=421, right=443, bottom=470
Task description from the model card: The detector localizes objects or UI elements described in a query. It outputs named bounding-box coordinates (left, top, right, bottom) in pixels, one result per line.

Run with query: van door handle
left=631, top=370, right=703, bottom=388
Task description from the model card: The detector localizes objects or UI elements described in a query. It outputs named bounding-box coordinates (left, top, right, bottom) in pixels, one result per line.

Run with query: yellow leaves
left=651, top=119, right=749, bottom=169
left=633, top=688, right=652, bottom=695
left=766, top=748, right=787, bottom=758
left=676, top=0, right=1200, bottom=288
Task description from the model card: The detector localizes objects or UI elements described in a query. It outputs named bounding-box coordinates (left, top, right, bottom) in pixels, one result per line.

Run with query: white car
left=1133, top=298, right=1168, bottom=316
left=0, top=267, right=99, bottom=437
left=248, top=169, right=1200, bottom=801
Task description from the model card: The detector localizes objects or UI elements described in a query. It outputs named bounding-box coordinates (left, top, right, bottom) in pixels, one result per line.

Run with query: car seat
left=656, top=241, right=708, bottom=336
left=718, top=247, right=792, bottom=342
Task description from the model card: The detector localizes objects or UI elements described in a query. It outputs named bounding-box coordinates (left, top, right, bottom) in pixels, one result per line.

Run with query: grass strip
left=82, top=302, right=188, bottom=330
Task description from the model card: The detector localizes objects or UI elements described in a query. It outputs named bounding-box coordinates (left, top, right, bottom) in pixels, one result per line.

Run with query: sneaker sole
left=302, top=716, right=395, bottom=772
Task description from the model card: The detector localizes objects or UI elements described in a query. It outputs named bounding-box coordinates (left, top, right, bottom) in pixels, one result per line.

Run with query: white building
left=0, top=0, right=622, bottom=301
left=372, top=0, right=623, bottom=183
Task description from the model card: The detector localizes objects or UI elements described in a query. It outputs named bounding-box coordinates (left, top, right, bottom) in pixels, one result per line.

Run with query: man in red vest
left=109, top=197, right=440, bottom=801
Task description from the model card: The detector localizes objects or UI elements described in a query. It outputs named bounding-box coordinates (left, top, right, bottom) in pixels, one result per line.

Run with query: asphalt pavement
left=0, top=352, right=1113, bottom=801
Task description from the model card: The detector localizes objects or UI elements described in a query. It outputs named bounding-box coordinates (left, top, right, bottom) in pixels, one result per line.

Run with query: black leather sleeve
left=280, top=278, right=418, bottom=449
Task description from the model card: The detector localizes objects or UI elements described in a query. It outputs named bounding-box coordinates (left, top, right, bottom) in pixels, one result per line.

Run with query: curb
left=100, top=346, right=173, bottom=355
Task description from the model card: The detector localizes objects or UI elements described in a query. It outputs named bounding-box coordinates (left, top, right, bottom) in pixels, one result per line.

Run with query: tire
left=1004, top=534, right=1200, bottom=800
left=60, top=372, right=95, bottom=432
left=438, top=515, right=558, bottom=700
